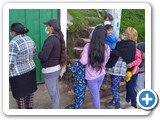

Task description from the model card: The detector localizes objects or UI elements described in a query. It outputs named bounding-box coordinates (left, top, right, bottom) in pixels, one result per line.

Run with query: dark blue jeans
left=126, top=74, right=138, bottom=108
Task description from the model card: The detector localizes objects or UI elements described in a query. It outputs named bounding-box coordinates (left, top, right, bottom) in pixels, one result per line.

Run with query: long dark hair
left=10, top=23, right=29, bottom=35
left=88, top=25, right=107, bottom=71
left=47, top=19, right=66, bottom=67
left=54, top=30, right=66, bottom=67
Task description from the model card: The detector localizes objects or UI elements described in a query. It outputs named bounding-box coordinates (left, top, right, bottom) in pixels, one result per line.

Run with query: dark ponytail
left=10, top=23, right=29, bottom=35
left=58, top=30, right=66, bottom=67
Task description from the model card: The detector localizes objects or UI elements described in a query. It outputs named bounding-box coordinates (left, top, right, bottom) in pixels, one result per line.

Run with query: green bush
left=68, top=9, right=105, bottom=32
left=120, top=9, right=145, bottom=42
left=68, top=9, right=145, bottom=42
left=68, top=10, right=88, bottom=32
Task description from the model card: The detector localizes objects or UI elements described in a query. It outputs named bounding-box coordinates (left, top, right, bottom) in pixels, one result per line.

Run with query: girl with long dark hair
left=80, top=25, right=110, bottom=109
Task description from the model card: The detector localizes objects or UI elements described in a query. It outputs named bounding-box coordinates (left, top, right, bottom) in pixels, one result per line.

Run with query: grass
left=68, top=9, right=105, bottom=32
left=120, top=9, right=145, bottom=42
left=68, top=9, right=145, bottom=42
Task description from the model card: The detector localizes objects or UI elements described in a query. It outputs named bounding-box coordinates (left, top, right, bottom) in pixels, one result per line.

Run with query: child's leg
left=87, top=75, right=105, bottom=109
left=79, top=79, right=87, bottom=108
left=110, top=75, right=121, bottom=109
left=74, top=76, right=87, bottom=109
left=74, top=76, right=80, bottom=109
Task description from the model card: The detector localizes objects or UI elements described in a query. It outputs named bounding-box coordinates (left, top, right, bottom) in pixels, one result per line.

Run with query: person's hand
left=67, top=63, right=71, bottom=68
left=118, top=38, right=121, bottom=42
left=127, top=63, right=132, bottom=68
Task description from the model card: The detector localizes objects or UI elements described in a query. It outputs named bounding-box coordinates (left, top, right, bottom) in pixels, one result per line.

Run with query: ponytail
left=58, top=30, right=66, bottom=67
left=10, top=23, right=29, bottom=35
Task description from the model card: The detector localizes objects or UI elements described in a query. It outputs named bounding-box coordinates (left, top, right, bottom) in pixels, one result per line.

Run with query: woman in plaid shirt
left=9, top=23, right=37, bottom=109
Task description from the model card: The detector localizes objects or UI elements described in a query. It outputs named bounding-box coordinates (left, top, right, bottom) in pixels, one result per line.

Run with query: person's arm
left=127, top=49, right=142, bottom=68
left=9, top=42, right=18, bottom=69
left=110, top=49, right=120, bottom=57
left=69, top=61, right=81, bottom=74
left=79, top=44, right=89, bottom=65
left=38, top=38, right=53, bottom=62
left=104, top=45, right=111, bottom=64
left=33, top=43, right=37, bottom=58
left=107, top=34, right=118, bottom=43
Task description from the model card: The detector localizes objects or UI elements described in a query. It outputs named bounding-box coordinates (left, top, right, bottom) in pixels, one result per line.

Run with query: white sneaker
left=124, top=101, right=130, bottom=105
left=122, top=101, right=131, bottom=108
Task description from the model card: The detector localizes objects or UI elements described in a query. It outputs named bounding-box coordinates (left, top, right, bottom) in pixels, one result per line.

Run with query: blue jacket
left=105, top=34, right=118, bottom=50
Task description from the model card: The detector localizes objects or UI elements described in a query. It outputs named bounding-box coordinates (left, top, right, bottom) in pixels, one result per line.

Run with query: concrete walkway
left=9, top=81, right=132, bottom=109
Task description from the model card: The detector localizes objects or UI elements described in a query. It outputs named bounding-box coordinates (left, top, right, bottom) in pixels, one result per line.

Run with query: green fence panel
left=9, top=9, right=60, bottom=83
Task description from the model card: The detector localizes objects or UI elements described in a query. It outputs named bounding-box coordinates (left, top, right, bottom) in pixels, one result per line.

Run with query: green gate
left=9, top=9, right=60, bottom=83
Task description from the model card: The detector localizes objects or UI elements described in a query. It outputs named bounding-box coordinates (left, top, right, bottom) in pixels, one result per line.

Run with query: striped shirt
left=9, top=34, right=37, bottom=77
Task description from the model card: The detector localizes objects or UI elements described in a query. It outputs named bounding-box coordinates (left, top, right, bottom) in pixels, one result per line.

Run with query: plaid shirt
left=106, top=57, right=127, bottom=76
left=9, top=34, right=37, bottom=77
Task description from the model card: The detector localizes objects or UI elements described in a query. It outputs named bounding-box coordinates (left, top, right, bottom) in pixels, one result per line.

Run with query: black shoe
left=65, top=104, right=74, bottom=109
left=106, top=99, right=115, bottom=108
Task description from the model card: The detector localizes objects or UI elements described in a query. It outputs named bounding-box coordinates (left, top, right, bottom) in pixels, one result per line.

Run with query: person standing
left=106, top=27, right=137, bottom=109
left=38, top=19, right=66, bottom=109
left=134, top=42, right=145, bottom=94
left=9, top=23, right=37, bottom=109
left=89, top=13, right=114, bottom=39
left=80, top=25, right=110, bottom=109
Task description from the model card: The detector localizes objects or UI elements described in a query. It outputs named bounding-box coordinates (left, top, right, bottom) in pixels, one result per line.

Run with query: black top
left=106, top=40, right=136, bottom=70
left=38, top=34, right=61, bottom=68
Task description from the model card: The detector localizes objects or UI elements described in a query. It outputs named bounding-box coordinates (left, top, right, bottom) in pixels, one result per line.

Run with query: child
left=80, top=25, right=110, bottom=109
left=69, top=60, right=87, bottom=109
left=105, top=24, right=118, bottom=50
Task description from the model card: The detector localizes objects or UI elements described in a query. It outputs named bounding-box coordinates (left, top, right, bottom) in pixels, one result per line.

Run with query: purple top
left=80, top=43, right=110, bottom=80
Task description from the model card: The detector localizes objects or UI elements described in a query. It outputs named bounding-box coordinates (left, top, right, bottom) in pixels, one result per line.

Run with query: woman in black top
left=39, top=19, right=66, bottom=109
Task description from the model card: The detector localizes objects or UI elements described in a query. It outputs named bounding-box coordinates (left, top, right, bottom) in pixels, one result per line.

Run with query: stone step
left=73, top=47, right=84, bottom=51
left=81, top=38, right=91, bottom=43
left=77, top=26, right=95, bottom=38
left=73, top=47, right=84, bottom=58
left=75, top=39, right=86, bottom=47
left=76, top=38, right=91, bottom=47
